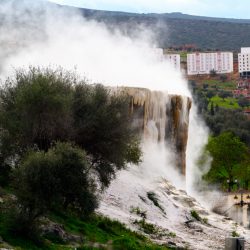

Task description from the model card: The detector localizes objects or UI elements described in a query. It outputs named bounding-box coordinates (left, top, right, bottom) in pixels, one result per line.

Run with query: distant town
left=158, top=47, right=250, bottom=116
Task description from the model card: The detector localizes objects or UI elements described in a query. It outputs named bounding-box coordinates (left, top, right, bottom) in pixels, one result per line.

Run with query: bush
left=133, top=219, right=158, bottom=235
left=218, top=90, right=232, bottom=99
left=210, top=69, right=217, bottom=76
left=147, top=192, right=165, bottom=213
left=13, top=142, right=98, bottom=221
left=130, top=206, right=147, bottom=219
left=0, top=200, right=42, bottom=244
left=206, top=90, right=216, bottom=99
left=238, top=97, right=250, bottom=108
left=190, top=210, right=201, bottom=221
left=220, top=75, right=228, bottom=82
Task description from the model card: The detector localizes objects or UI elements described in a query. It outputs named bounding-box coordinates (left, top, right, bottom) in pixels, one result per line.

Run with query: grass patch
left=0, top=211, right=46, bottom=250
left=203, top=80, right=236, bottom=90
left=190, top=210, right=208, bottom=224
left=209, top=95, right=240, bottom=109
left=232, top=230, right=240, bottom=237
left=51, top=212, right=172, bottom=250
left=216, top=81, right=236, bottom=90
left=0, top=208, right=173, bottom=250
left=202, top=217, right=208, bottom=224
left=167, top=232, right=176, bottom=238
left=133, top=219, right=159, bottom=235
left=203, top=79, right=219, bottom=85
left=130, top=206, right=147, bottom=219
left=190, top=210, right=202, bottom=221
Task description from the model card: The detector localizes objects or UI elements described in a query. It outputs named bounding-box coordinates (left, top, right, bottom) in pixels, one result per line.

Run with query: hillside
left=3, top=1, right=250, bottom=51
left=71, top=7, right=250, bottom=50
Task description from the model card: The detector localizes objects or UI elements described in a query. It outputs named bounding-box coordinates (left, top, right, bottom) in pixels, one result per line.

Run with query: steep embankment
left=99, top=174, right=250, bottom=250
left=98, top=87, right=250, bottom=250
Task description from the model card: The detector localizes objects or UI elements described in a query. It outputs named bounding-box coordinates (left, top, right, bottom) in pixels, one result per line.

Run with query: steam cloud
left=0, top=0, right=190, bottom=95
left=0, top=0, right=211, bottom=202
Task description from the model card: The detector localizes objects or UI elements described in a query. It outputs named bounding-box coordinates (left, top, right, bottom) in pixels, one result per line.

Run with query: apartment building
left=154, top=48, right=181, bottom=71
left=164, top=54, right=181, bottom=71
left=238, top=47, right=250, bottom=78
left=187, top=52, right=233, bottom=75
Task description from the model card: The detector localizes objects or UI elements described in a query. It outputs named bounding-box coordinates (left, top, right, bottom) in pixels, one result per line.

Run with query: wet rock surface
left=99, top=178, right=250, bottom=250
left=121, top=87, right=191, bottom=175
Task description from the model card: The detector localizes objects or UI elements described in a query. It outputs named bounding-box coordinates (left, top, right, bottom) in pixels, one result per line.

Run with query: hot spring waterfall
left=125, top=87, right=191, bottom=176
left=99, top=87, right=250, bottom=250
left=98, top=88, right=193, bottom=244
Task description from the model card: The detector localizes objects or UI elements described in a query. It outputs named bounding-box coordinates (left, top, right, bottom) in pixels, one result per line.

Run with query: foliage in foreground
left=51, top=213, right=173, bottom=250
left=0, top=208, right=173, bottom=250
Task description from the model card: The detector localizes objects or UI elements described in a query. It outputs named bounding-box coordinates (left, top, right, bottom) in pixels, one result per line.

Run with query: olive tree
left=13, top=142, right=98, bottom=220
left=0, top=66, right=142, bottom=189
left=0, top=67, right=73, bottom=151
left=72, top=84, right=142, bottom=187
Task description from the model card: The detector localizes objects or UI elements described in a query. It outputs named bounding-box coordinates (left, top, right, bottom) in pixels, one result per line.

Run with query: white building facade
left=238, top=47, right=250, bottom=78
left=187, top=52, right=233, bottom=75
left=164, top=54, right=181, bottom=71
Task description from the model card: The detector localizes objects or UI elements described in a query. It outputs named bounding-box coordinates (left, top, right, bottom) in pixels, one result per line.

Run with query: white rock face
left=98, top=169, right=250, bottom=250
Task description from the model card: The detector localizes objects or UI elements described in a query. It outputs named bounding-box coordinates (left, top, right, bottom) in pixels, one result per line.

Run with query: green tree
left=206, top=90, right=216, bottom=99
left=220, top=74, right=228, bottom=82
left=73, top=84, right=141, bottom=187
left=218, top=90, right=232, bottom=100
left=215, top=104, right=219, bottom=112
left=238, top=97, right=250, bottom=108
left=0, top=67, right=142, bottom=188
left=234, top=154, right=250, bottom=190
left=205, top=132, right=248, bottom=191
left=210, top=69, right=217, bottom=77
left=203, top=83, right=208, bottom=90
left=204, top=108, right=250, bottom=146
left=210, top=102, right=215, bottom=116
left=13, top=142, right=98, bottom=221
left=0, top=67, right=73, bottom=153
left=194, top=90, right=208, bottom=114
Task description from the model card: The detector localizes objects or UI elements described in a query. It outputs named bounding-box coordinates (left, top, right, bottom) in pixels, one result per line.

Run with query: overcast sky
left=48, top=0, right=250, bottom=19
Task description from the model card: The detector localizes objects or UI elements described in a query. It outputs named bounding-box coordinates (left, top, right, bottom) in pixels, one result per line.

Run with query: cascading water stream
left=98, top=88, right=250, bottom=250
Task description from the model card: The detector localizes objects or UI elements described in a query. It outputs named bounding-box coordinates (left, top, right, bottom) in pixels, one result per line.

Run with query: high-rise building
left=238, top=47, right=250, bottom=78
left=187, top=52, right=233, bottom=75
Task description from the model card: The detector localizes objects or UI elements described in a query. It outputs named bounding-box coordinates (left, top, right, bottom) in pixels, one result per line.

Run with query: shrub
left=190, top=210, right=201, bottom=221
left=133, top=219, right=158, bottom=235
left=13, top=142, right=98, bottom=221
left=0, top=200, right=42, bottom=244
left=130, top=206, right=147, bottom=219
left=190, top=210, right=208, bottom=224
left=147, top=192, right=165, bottom=214
left=232, top=230, right=240, bottom=237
